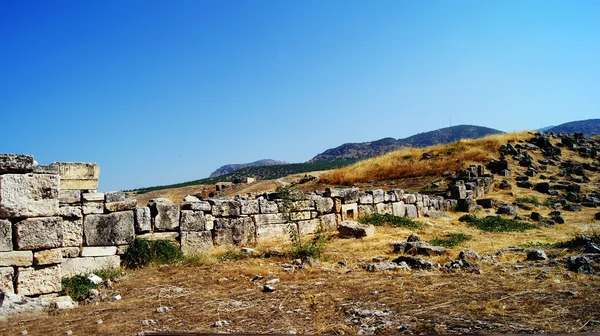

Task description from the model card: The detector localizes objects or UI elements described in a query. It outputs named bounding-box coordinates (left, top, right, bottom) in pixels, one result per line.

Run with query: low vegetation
left=429, top=233, right=472, bottom=247
left=288, top=227, right=328, bottom=260
left=358, top=214, right=422, bottom=229
left=460, top=215, right=537, bottom=232
left=61, top=269, right=121, bottom=301
left=516, top=196, right=541, bottom=206
left=122, top=238, right=183, bottom=268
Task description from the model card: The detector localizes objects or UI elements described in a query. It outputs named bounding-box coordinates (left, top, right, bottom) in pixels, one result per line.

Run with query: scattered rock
left=338, top=220, right=375, bottom=238
left=87, top=274, right=102, bottom=285
left=527, top=250, right=548, bottom=261
left=458, top=249, right=480, bottom=262
left=407, top=233, right=420, bottom=242
left=364, top=262, right=410, bottom=272
left=392, top=256, right=436, bottom=270
left=262, top=285, right=275, bottom=292
left=156, top=306, right=171, bottom=313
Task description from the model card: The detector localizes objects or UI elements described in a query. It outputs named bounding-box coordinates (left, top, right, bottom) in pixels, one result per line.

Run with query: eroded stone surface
left=62, top=219, right=83, bottom=247
left=15, top=217, right=63, bottom=250
left=256, top=223, right=295, bottom=242
left=180, top=231, right=214, bottom=255
left=0, top=154, right=34, bottom=174
left=58, top=190, right=81, bottom=204
left=0, top=251, right=33, bottom=267
left=33, top=249, right=63, bottom=265
left=16, top=265, right=61, bottom=296
left=134, top=207, right=151, bottom=233
left=61, top=256, right=120, bottom=277
left=51, top=162, right=99, bottom=190
left=81, top=246, right=117, bottom=257
left=148, top=198, right=179, bottom=231
left=180, top=210, right=206, bottom=231
left=338, top=220, right=375, bottom=238
left=105, top=199, right=137, bottom=212
left=0, top=219, right=12, bottom=252
left=210, top=199, right=241, bottom=217
left=0, top=266, right=14, bottom=293
left=84, top=211, right=134, bottom=246
left=0, top=174, right=59, bottom=218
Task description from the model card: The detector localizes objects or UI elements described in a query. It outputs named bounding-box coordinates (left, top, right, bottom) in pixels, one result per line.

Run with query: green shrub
left=123, top=238, right=183, bottom=268
left=465, top=216, right=537, bottom=232
left=458, top=214, right=477, bottom=223
left=358, top=214, right=422, bottom=229
left=429, top=233, right=471, bottom=247
left=288, top=226, right=327, bottom=260
left=61, top=269, right=121, bottom=301
left=516, top=196, right=540, bottom=206
left=543, top=197, right=565, bottom=207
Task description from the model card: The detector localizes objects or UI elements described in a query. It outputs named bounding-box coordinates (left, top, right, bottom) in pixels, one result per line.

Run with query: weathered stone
left=364, top=262, right=410, bottom=272
left=337, top=220, right=375, bottom=238
left=239, top=200, right=260, bottom=215
left=134, top=207, right=151, bottom=233
left=116, top=245, right=128, bottom=255
left=212, top=227, right=233, bottom=246
left=80, top=246, right=117, bottom=257
left=61, top=256, right=120, bottom=277
left=84, top=211, right=134, bottom=246
left=384, top=191, right=397, bottom=202
left=405, top=194, right=417, bottom=204
left=368, top=190, right=385, bottom=204
left=180, top=231, right=214, bottom=255
left=104, top=191, right=126, bottom=203
left=392, top=202, right=406, bottom=217
left=209, top=199, right=242, bottom=217
left=183, top=195, right=200, bottom=202
left=259, top=199, right=279, bottom=214
left=0, top=251, right=33, bottom=267
left=527, top=249, right=548, bottom=261
left=289, top=211, right=311, bottom=221
left=0, top=267, right=14, bottom=293
left=458, top=249, right=480, bottom=262
left=60, top=247, right=80, bottom=258
left=33, top=249, right=62, bottom=265
left=136, top=231, right=179, bottom=243
left=392, top=256, right=435, bottom=270
left=319, top=213, right=338, bottom=230
left=32, top=165, right=59, bottom=175
left=405, top=204, right=418, bottom=218
left=358, top=193, right=374, bottom=205
left=105, top=199, right=137, bottom=212
left=253, top=213, right=288, bottom=226
left=324, top=187, right=360, bottom=204
left=82, top=192, right=104, bottom=202
left=256, top=223, right=295, bottom=242
left=16, top=265, right=61, bottom=296
left=62, top=219, right=83, bottom=247
left=0, top=219, right=11, bottom=252
left=231, top=217, right=255, bottom=245
left=58, top=190, right=81, bottom=204
left=0, top=154, right=34, bottom=174
left=82, top=202, right=104, bottom=215
left=341, top=203, right=358, bottom=221
left=51, top=162, right=99, bottom=190
left=0, top=174, right=59, bottom=218
left=180, top=210, right=206, bottom=231
left=358, top=204, right=375, bottom=217
left=148, top=198, right=179, bottom=231
left=58, top=205, right=83, bottom=218
left=375, top=203, right=393, bottom=215
left=314, top=196, right=334, bottom=214
left=15, top=217, right=63, bottom=250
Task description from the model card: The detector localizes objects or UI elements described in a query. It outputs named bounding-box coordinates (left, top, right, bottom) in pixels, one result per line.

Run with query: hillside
left=209, top=159, right=287, bottom=177
left=547, top=118, right=600, bottom=136
left=309, top=125, right=503, bottom=162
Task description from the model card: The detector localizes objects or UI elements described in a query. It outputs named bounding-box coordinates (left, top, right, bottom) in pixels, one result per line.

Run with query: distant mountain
left=209, top=159, right=287, bottom=177
left=309, top=125, right=503, bottom=162
left=538, top=125, right=555, bottom=132
left=547, top=119, right=600, bottom=137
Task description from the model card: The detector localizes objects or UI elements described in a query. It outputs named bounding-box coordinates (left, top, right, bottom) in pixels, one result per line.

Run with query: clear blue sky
left=1, top=1, right=599, bottom=191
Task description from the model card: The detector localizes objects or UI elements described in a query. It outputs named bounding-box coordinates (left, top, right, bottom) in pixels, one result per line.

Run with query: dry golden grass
left=321, top=132, right=532, bottom=185
left=130, top=185, right=209, bottom=206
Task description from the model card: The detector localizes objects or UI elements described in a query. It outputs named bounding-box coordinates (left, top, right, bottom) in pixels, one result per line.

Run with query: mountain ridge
left=209, top=159, right=287, bottom=177
left=547, top=119, right=600, bottom=137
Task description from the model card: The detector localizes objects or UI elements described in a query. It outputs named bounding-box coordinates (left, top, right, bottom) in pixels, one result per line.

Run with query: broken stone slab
left=239, top=200, right=260, bottom=215
left=50, top=162, right=99, bottom=190
left=364, top=262, right=410, bottom=272
left=319, top=213, right=338, bottom=230
left=33, top=249, right=62, bottom=266
left=136, top=231, right=179, bottom=242
left=32, top=165, right=59, bottom=175
left=58, top=190, right=82, bottom=204
left=313, top=196, right=334, bottom=214
left=134, top=207, right=151, bottom=233
left=180, top=210, right=207, bottom=231
left=256, top=223, right=296, bottom=242
left=80, top=246, right=117, bottom=257
left=16, top=265, right=61, bottom=296
left=337, top=220, right=374, bottom=238
left=392, top=256, right=436, bottom=270
left=0, top=173, right=59, bottom=218
left=105, top=199, right=137, bottom=212
left=58, top=205, right=83, bottom=218
left=0, top=267, right=14, bottom=293
left=231, top=217, right=255, bottom=245
left=527, top=249, right=548, bottom=261
left=62, top=219, right=83, bottom=247
left=0, top=219, right=12, bottom=252
left=180, top=231, right=214, bottom=255
left=253, top=213, right=288, bottom=226
left=83, top=202, right=104, bottom=215
left=84, top=211, right=134, bottom=246
left=148, top=198, right=179, bottom=231
left=393, top=241, right=448, bottom=256
left=181, top=201, right=212, bottom=212
left=0, top=251, right=33, bottom=267
left=14, top=217, right=63, bottom=250
left=0, top=154, right=34, bottom=174
left=61, top=256, right=120, bottom=277
left=209, top=199, right=242, bottom=217
left=82, top=192, right=105, bottom=202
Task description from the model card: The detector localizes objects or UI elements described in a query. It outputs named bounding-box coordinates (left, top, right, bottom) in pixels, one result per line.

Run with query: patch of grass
left=543, top=196, right=565, bottom=207
left=429, top=233, right=472, bottom=247
left=61, top=269, right=121, bottom=301
left=217, top=250, right=249, bottom=260
left=516, top=196, right=540, bottom=206
left=521, top=241, right=555, bottom=249
left=123, top=238, right=183, bottom=268
left=289, top=227, right=328, bottom=260
left=184, top=253, right=216, bottom=266
left=359, top=214, right=423, bottom=229
left=522, top=234, right=600, bottom=250
left=462, top=215, right=537, bottom=232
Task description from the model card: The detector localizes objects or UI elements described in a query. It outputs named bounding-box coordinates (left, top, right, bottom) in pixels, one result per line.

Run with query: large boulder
left=337, top=220, right=374, bottom=238
left=83, top=211, right=134, bottom=246
left=0, top=174, right=59, bottom=218
left=14, top=217, right=63, bottom=250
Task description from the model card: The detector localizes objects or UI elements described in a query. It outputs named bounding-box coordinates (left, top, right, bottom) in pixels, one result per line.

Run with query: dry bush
left=321, top=132, right=531, bottom=185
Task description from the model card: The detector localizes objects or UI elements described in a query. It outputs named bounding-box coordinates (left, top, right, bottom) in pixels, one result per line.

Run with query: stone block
left=298, top=219, right=321, bottom=236
left=256, top=223, right=295, bottom=242
left=231, top=217, right=255, bottom=245
left=240, top=200, right=260, bottom=215
left=32, top=164, right=59, bottom=175
left=15, top=217, right=63, bottom=250
left=319, top=213, right=338, bottom=230
left=105, top=199, right=137, bottom=212
left=0, top=219, right=11, bottom=251
left=180, top=210, right=206, bottom=231
left=180, top=231, right=213, bottom=255
left=0, top=266, right=14, bottom=293
left=324, top=187, right=360, bottom=204
left=359, top=193, right=373, bottom=205
left=0, top=174, right=59, bottom=218
left=134, top=207, right=151, bottom=233
left=259, top=199, right=279, bottom=214
left=16, top=265, right=61, bottom=296
left=0, top=154, right=34, bottom=174
left=182, top=201, right=212, bottom=212
left=290, top=200, right=312, bottom=212
left=212, top=228, right=233, bottom=246
left=341, top=203, right=358, bottom=221
left=0, top=251, right=33, bottom=266
left=82, top=202, right=104, bottom=215
left=148, top=198, right=179, bottom=231
left=210, top=199, right=242, bottom=217
left=51, top=162, right=99, bottom=190
left=58, top=190, right=81, bottom=204
left=136, top=231, right=180, bottom=243
left=33, top=249, right=63, bottom=265
left=58, top=205, right=83, bottom=218
left=82, top=192, right=104, bottom=202
left=104, top=191, right=127, bottom=203
left=392, top=202, right=406, bottom=217
left=358, top=204, right=375, bottom=217
left=384, top=191, right=397, bottom=202
left=289, top=211, right=311, bottom=221
left=80, top=246, right=117, bottom=257
left=84, top=211, right=134, bottom=246
left=368, top=190, right=385, bottom=204
left=60, top=247, right=80, bottom=258
left=338, top=220, right=375, bottom=238
left=205, top=214, right=215, bottom=231
left=62, top=219, right=83, bottom=247
left=61, top=256, right=120, bottom=278
left=313, top=196, right=334, bottom=214
left=406, top=204, right=418, bottom=218
left=253, top=213, right=288, bottom=226
left=375, top=203, right=393, bottom=215
left=405, top=194, right=417, bottom=204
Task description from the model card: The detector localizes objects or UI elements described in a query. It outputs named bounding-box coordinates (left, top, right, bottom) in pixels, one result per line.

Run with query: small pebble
left=263, top=285, right=275, bottom=292
left=66, top=331, right=73, bottom=335
left=266, top=278, right=280, bottom=285
left=113, top=295, right=121, bottom=301
left=21, top=331, right=27, bottom=335
left=97, top=319, right=103, bottom=325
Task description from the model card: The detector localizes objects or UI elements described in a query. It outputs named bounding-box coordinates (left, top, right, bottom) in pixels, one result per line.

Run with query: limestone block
left=253, top=213, right=288, bottom=226
left=384, top=191, right=397, bottom=202
left=116, top=245, right=128, bottom=255
left=136, top=231, right=179, bottom=243
left=259, top=199, right=279, bottom=214
left=210, top=199, right=241, bottom=217
left=134, top=207, right=151, bottom=233
left=81, top=246, right=117, bottom=257
left=389, top=189, right=405, bottom=202
left=0, top=174, right=59, bottom=218
left=205, top=214, right=215, bottom=231
left=61, top=256, right=120, bottom=278
left=298, top=219, right=321, bottom=235
left=148, top=198, right=179, bottom=231
left=180, top=231, right=213, bottom=255
left=0, top=154, right=34, bottom=174
left=33, top=249, right=62, bottom=266
left=290, top=200, right=312, bottom=212
left=341, top=203, right=358, bottom=221
left=104, top=191, right=127, bottom=203
left=406, top=204, right=418, bottom=218
left=319, top=213, right=338, bottom=230
left=82, top=202, right=104, bottom=215
left=231, top=217, right=255, bottom=245
left=51, top=162, right=99, bottom=190
left=324, top=187, right=360, bottom=204
left=181, top=201, right=212, bottom=212
left=368, top=190, right=385, bottom=204
left=313, top=196, right=334, bottom=214
left=180, top=210, right=206, bottom=231
left=0, top=251, right=33, bottom=266
left=82, top=192, right=104, bottom=202
left=60, top=247, right=80, bottom=258
left=15, top=217, right=63, bottom=250
left=358, top=204, right=375, bottom=217
left=289, top=211, right=311, bottom=221
left=392, top=202, right=406, bottom=217
left=338, top=220, right=375, bottom=238
left=333, top=198, right=342, bottom=213
left=16, top=265, right=61, bottom=296
left=405, top=194, right=417, bottom=204
left=84, top=211, right=134, bottom=246
left=0, top=267, right=14, bottom=293
left=212, top=228, right=233, bottom=246
left=240, top=200, right=260, bottom=215
left=58, top=205, right=83, bottom=218
left=256, top=223, right=295, bottom=242
left=0, top=219, right=12, bottom=251
left=62, top=219, right=83, bottom=247
left=105, top=199, right=137, bottom=212
left=33, top=165, right=59, bottom=175
left=58, top=190, right=81, bottom=204
left=358, top=193, right=374, bottom=205
left=375, top=203, right=393, bottom=215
